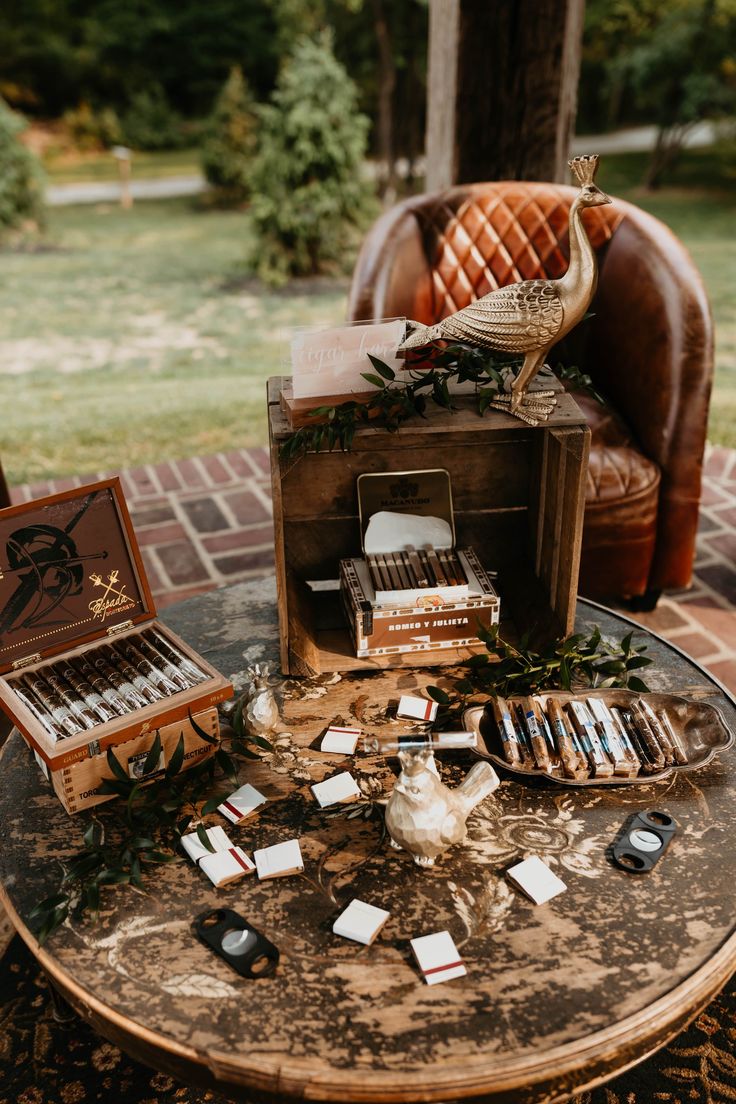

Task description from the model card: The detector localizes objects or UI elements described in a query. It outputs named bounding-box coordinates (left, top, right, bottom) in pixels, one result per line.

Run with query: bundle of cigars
left=485, top=693, right=689, bottom=780
left=12, top=627, right=208, bottom=743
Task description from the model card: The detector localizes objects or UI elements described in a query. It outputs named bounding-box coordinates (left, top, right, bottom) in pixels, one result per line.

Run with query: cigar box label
left=127, top=747, right=166, bottom=780
left=410, top=931, right=466, bottom=985
left=333, top=899, right=390, bottom=945
left=506, top=855, right=567, bottom=905
left=311, top=772, right=361, bottom=808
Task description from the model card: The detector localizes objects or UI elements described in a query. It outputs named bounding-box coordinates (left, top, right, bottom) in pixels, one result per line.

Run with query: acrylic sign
left=290, top=317, right=406, bottom=400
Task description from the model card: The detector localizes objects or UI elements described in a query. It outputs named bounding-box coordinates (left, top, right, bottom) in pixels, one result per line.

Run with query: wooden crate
left=268, top=375, right=590, bottom=676
left=38, top=707, right=219, bottom=816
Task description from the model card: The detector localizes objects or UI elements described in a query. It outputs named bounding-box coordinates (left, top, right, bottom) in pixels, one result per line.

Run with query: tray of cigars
left=463, top=689, right=733, bottom=786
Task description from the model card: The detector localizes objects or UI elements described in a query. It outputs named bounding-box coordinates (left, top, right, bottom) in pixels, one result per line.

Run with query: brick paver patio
left=10, top=444, right=736, bottom=692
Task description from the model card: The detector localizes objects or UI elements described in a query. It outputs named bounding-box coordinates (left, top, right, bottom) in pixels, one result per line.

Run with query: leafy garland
left=28, top=711, right=270, bottom=944
left=280, top=342, right=604, bottom=460
left=28, top=622, right=651, bottom=944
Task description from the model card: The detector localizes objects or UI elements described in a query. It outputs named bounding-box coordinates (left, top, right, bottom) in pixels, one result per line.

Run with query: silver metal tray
left=463, top=689, right=733, bottom=786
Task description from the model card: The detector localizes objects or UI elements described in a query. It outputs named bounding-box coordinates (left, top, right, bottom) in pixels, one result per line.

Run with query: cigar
left=425, top=548, right=448, bottom=587
left=135, top=635, right=192, bottom=691
left=567, top=700, right=614, bottom=777
left=55, top=660, right=119, bottom=724
left=586, top=698, right=633, bottom=776
left=383, top=552, right=403, bottom=591
left=518, top=696, right=551, bottom=772
left=638, top=700, right=675, bottom=767
left=376, top=554, right=394, bottom=590
left=544, top=698, right=583, bottom=779
left=73, top=655, right=131, bottom=716
left=393, top=552, right=412, bottom=589
left=438, top=549, right=458, bottom=586
left=21, top=674, right=85, bottom=737
left=630, top=702, right=666, bottom=771
left=512, top=702, right=536, bottom=768
left=366, top=555, right=382, bottom=592
left=406, top=547, right=429, bottom=587
left=613, top=708, right=657, bottom=773
left=14, top=680, right=65, bottom=740
left=144, top=628, right=207, bottom=685
left=89, top=650, right=150, bottom=710
left=608, top=707, right=642, bottom=775
left=656, top=711, right=688, bottom=765
left=488, top=697, right=523, bottom=767
left=114, top=639, right=179, bottom=697
left=42, top=669, right=100, bottom=730
left=363, top=731, right=477, bottom=754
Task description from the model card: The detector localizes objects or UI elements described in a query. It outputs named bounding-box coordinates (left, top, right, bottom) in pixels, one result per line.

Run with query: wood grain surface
left=1, top=579, right=736, bottom=1104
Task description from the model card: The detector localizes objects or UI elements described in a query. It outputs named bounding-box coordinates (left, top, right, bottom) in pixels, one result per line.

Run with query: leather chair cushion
left=574, top=391, right=661, bottom=505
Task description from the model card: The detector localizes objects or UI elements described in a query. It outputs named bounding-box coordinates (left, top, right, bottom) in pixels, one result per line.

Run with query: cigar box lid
left=356, top=469, right=456, bottom=551
left=0, top=477, right=155, bottom=673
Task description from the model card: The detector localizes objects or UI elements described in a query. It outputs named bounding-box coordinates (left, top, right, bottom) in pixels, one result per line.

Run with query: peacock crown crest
left=568, top=154, right=600, bottom=185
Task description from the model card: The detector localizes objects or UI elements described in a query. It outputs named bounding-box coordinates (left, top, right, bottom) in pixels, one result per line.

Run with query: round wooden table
left=1, top=580, right=736, bottom=1104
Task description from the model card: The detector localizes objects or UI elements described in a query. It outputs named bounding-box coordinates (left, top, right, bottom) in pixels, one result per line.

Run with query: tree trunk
left=371, top=0, right=397, bottom=199
left=426, top=0, right=585, bottom=189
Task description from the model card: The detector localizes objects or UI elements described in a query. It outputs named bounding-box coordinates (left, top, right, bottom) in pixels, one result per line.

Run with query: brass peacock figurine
left=398, top=155, right=612, bottom=424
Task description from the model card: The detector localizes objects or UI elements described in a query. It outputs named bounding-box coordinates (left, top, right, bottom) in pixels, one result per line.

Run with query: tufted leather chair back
left=348, top=181, right=713, bottom=597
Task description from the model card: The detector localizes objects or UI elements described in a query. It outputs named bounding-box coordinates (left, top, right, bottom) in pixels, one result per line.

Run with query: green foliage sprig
left=28, top=712, right=271, bottom=945
left=280, top=343, right=602, bottom=460
left=427, top=624, right=653, bottom=726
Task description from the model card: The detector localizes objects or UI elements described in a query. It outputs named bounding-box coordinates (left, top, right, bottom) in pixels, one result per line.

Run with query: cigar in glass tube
left=586, top=698, right=633, bottom=776
left=607, top=707, right=642, bottom=775
left=518, top=696, right=551, bottom=772
left=363, top=731, right=478, bottom=754
left=544, top=698, right=582, bottom=779
left=55, top=660, right=119, bottom=724
left=90, top=650, right=150, bottom=710
left=21, top=674, right=86, bottom=737
left=144, top=628, right=207, bottom=685
left=406, top=546, right=429, bottom=587
left=135, top=634, right=193, bottom=691
left=489, top=696, right=524, bottom=767
left=114, top=638, right=179, bottom=697
left=425, top=547, right=448, bottom=587
left=104, top=644, right=162, bottom=704
left=73, top=655, right=131, bottom=716
left=42, top=669, right=100, bottom=729
left=630, top=702, right=666, bottom=770
left=567, top=700, right=614, bottom=777
left=14, top=680, right=65, bottom=740
left=638, top=699, right=675, bottom=767
left=656, top=710, right=688, bottom=765
left=613, top=708, right=656, bottom=773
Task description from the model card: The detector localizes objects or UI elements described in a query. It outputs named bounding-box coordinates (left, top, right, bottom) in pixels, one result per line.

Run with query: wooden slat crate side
left=539, top=431, right=566, bottom=597
left=550, top=425, right=591, bottom=632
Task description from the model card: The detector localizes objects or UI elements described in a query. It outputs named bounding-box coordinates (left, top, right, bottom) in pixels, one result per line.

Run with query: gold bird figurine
left=398, top=155, right=612, bottom=424
left=385, top=748, right=499, bottom=867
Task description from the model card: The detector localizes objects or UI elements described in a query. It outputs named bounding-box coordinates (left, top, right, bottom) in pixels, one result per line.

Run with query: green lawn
left=1, top=146, right=734, bottom=486
left=44, top=148, right=201, bottom=184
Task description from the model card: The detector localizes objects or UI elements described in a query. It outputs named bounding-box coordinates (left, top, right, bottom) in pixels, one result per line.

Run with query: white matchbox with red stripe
left=321, top=725, right=361, bottom=754
left=181, top=825, right=255, bottom=887
left=410, top=931, right=466, bottom=985
left=218, top=782, right=267, bottom=825
left=397, top=695, right=438, bottom=723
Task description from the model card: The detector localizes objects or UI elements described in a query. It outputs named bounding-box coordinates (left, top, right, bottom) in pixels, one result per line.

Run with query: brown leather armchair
left=348, top=182, right=713, bottom=604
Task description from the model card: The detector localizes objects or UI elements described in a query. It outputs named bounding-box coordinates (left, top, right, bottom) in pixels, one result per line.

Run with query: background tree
left=249, top=32, right=372, bottom=284
left=200, top=67, right=257, bottom=202
left=0, top=97, right=44, bottom=235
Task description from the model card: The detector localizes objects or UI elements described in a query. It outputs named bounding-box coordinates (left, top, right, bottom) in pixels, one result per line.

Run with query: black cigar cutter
left=194, top=908, right=280, bottom=978
left=611, top=809, right=676, bottom=873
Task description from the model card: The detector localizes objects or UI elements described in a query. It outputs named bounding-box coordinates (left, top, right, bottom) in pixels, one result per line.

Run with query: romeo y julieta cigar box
left=340, top=469, right=500, bottom=658
left=0, top=478, right=233, bottom=814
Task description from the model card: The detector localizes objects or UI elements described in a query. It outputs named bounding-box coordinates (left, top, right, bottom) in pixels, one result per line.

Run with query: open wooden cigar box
left=463, top=689, right=733, bottom=787
left=0, top=478, right=233, bottom=813
left=340, top=469, right=500, bottom=659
